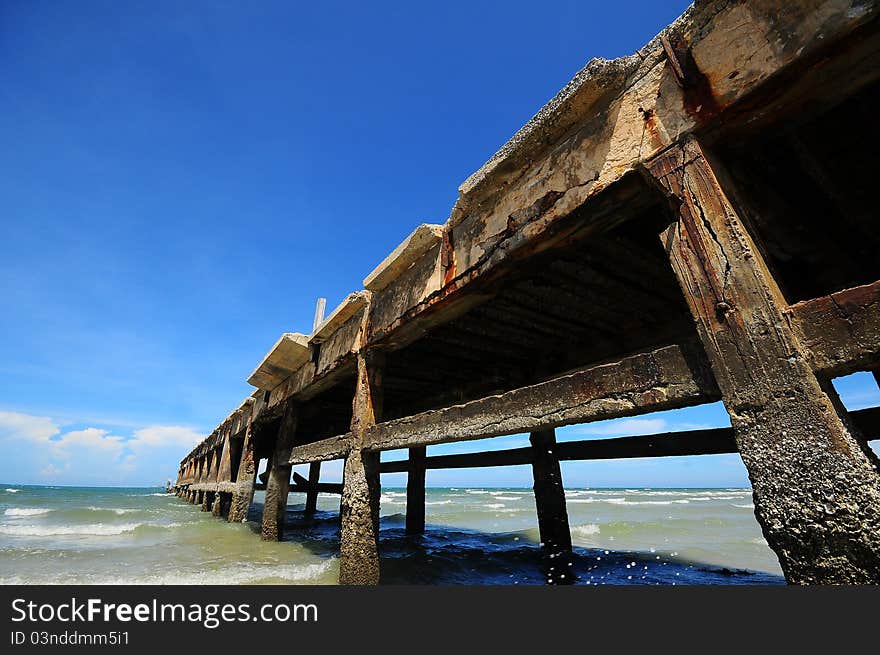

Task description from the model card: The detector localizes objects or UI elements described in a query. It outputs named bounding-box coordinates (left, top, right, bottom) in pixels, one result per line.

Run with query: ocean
left=0, top=485, right=784, bottom=585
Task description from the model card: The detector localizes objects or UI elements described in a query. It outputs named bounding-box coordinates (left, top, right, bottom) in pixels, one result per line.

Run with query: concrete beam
left=364, top=343, right=719, bottom=451
left=363, top=224, right=444, bottom=292
left=248, top=333, right=310, bottom=391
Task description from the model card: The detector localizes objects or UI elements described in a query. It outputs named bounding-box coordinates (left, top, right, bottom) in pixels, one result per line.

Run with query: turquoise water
left=0, top=485, right=783, bottom=585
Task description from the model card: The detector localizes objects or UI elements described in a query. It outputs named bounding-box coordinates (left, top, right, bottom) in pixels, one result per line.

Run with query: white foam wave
left=492, top=496, right=522, bottom=501
left=0, top=521, right=183, bottom=537
left=86, top=507, right=137, bottom=515
left=5, top=489, right=20, bottom=493
left=566, top=497, right=691, bottom=506
left=4, top=508, right=52, bottom=517
left=484, top=503, right=506, bottom=509
left=0, top=558, right=336, bottom=586
left=424, top=500, right=453, bottom=506
left=732, top=503, right=754, bottom=509
left=572, top=524, right=600, bottom=537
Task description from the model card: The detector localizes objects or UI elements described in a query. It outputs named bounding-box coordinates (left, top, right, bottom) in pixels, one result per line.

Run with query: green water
left=0, top=485, right=783, bottom=585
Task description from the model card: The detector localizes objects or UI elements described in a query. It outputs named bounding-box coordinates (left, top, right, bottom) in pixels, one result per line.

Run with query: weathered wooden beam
left=291, top=471, right=343, bottom=495
left=380, top=448, right=533, bottom=472
left=365, top=343, right=718, bottom=452
left=789, top=280, right=880, bottom=377
left=305, top=462, right=321, bottom=513
left=644, top=136, right=880, bottom=585
left=405, top=447, right=426, bottom=535
left=559, top=427, right=738, bottom=460
left=530, top=429, right=574, bottom=584
left=261, top=402, right=298, bottom=541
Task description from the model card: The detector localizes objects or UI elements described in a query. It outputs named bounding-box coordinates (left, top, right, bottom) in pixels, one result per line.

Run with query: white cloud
left=0, top=410, right=205, bottom=486
left=0, top=410, right=60, bottom=442
left=50, top=428, right=125, bottom=457
left=128, top=425, right=203, bottom=450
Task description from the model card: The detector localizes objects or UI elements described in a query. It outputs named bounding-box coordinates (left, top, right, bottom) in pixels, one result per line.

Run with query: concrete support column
left=530, top=429, right=574, bottom=584
left=340, top=345, right=384, bottom=585
left=405, top=446, right=426, bottom=535
left=211, top=491, right=222, bottom=516
left=228, top=418, right=257, bottom=523
left=261, top=402, right=298, bottom=541
left=217, top=432, right=233, bottom=483
left=201, top=490, right=213, bottom=512
left=644, top=136, right=880, bottom=584
left=305, top=461, right=321, bottom=514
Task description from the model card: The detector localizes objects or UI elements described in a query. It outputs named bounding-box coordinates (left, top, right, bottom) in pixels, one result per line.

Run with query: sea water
left=0, top=485, right=783, bottom=585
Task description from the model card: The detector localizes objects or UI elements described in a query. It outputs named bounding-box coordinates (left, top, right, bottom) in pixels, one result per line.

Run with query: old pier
left=174, top=0, right=880, bottom=584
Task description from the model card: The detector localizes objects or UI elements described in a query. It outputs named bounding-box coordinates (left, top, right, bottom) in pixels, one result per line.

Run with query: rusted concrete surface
left=173, top=0, right=880, bottom=585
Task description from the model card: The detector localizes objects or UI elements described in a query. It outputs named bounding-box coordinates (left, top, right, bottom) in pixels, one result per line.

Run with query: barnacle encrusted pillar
left=228, top=415, right=258, bottom=523
left=340, top=343, right=384, bottom=585
left=644, top=136, right=880, bottom=584
left=261, top=402, right=298, bottom=541
left=530, top=429, right=574, bottom=584
left=201, top=490, right=212, bottom=512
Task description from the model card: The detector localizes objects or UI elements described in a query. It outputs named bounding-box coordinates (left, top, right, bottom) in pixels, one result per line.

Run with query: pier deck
left=174, top=0, right=880, bottom=584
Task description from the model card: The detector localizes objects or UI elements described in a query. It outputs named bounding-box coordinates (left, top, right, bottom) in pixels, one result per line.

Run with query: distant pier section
left=174, top=0, right=880, bottom=585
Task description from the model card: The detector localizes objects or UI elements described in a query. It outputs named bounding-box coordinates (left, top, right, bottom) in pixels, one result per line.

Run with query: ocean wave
left=484, top=503, right=506, bottom=509
left=0, top=522, right=184, bottom=537
left=4, top=508, right=52, bottom=517
left=0, top=559, right=336, bottom=586
left=5, top=489, right=20, bottom=493
left=491, top=496, right=522, bottom=501
left=732, top=503, right=755, bottom=509
left=571, top=524, right=600, bottom=537
left=380, top=495, right=405, bottom=505
left=85, top=507, right=138, bottom=515
left=566, top=497, right=691, bottom=505
left=465, top=490, right=490, bottom=495
left=424, top=500, right=453, bottom=506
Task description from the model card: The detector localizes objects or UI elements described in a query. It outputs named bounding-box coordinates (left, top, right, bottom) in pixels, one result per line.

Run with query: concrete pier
left=173, top=0, right=880, bottom=585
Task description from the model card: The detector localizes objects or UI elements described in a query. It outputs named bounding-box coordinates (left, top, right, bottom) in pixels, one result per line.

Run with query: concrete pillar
left=340, top=347, right=384, bottom=585
left=261, top=402, right=298, bottom=541
left=304, top=461, right=321, bottom=514
left=201, top=491, right=213, bottom=512
left=228, top=418, right=257, bottom=523
left=217, top=432, right=233, bottom=483
left=644, top=136, right=880, bottom=584
left=530, top=429, right=574, bottom=584
left=405, top=446, right=426, bottom=535
left=211, top=491, right=222, bottom=516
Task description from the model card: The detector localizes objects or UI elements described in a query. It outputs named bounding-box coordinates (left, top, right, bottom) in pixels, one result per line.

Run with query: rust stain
left=665, top=31, right=721, bottom=123
left=639, top=107, right=664, bottom=151
left=441, top=228, right=456, bottom=286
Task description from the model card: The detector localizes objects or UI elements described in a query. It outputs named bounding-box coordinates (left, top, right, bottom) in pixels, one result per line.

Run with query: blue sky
left=1, top=1, right=877, bottom=488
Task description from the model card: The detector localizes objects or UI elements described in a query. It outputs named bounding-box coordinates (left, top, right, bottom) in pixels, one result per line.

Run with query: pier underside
left=175, top=0, right=880, bottom=585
